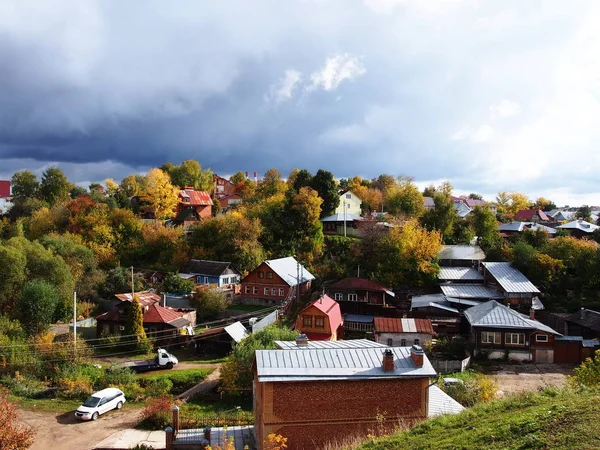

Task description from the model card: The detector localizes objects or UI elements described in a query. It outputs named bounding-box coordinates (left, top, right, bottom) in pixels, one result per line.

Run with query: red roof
left=114, top=291, right=161, bottom=307
left=97, top=303, right=186, bottom=325
left=328, top=277, right=391, bottom=293
left=179, top=188, right=213, bottom=206
left=514, top=209, right=551, bottom=222
left=301, top=295, right=343, bottom=334
left=0, top=181, right=10, bottom=198
left=374, top=317, right=436, bottom=335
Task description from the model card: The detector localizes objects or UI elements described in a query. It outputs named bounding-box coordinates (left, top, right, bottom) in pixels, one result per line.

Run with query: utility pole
left=73, top=291, right=77, bottom=351
left=296, top=258, right=300, bottom=302
left=131, top=266, right=135, bottom=298
left=343, top=200, right=347, bottom=237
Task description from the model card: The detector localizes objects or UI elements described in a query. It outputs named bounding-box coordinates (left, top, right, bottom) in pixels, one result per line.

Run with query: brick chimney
left=382, top=349, right=394, bottom=372
left=296, top=334, right=309, bottom=347
left=410, top=345, right=424, bottom=368
left=529, top=308, right=535, bottom=320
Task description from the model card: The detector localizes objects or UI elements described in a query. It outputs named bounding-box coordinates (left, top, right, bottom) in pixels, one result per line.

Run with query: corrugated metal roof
left=438, top=267, right=484, bottom=281
left=582, top=340, right=600, bottom=348
left=555, top=336, right=583, bottom=342
left=344, top=314, right=374, bottom=323
left=464, top=300, right=560, bottom=334
left=428, top=385, right=465, bottom=417
left=482, top=262, right=540, bottom=294
left=446, top=297, right=480, bottom=307
left=440, top=284, right=504, bottom=299
left=438, top=245, right=486, bottom=261
left=252, top=310, right=278, bottom=333
left=224, top=322, right=249, bottom=343
left=557, top=220, right=599, bottom=233
left=498, top=222, right=557, bottom=234
left=181, top=259, right=238, bottom=277
left=410, top=294, right=447, bottom=309
left=114, top=291, right=162, bottom=307
left=256, top=346, right=437, bottom=381
left=275, top=339, right=386, bottom=350
left=373, top=317, right=435, bottom=335
left=265, top=256, right=315, bottom=286
left=321, top=213, right=364, bottom=222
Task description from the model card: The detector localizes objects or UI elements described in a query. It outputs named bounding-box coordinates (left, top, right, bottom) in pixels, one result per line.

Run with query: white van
left=75, top=387, right=126, bottom=421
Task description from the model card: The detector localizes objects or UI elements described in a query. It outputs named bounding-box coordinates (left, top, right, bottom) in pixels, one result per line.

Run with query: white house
left=335, top=190, right=362, bottom=216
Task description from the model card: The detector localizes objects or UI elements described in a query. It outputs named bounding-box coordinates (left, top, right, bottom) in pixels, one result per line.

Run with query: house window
left=271, top=288, right=277, bottom=296
left=481, top=331, right=501, bottom=344
left=536, top=334, right=549, bottom=342
left=334, top=293, right=343, bottom=301
left=264, top=288, right=269, bottom=296
left=223, top=277, right=229, bottom=285
left=348, top=294, right=358, bottom=301
left=279, top=288, right=284, bottom=296
left=253, top=287, right=258, bottom=295
left=245, top=286, right=250, bottom=294
left=400, top=339, right=406, bottom=346
left=204, top=277, right=210, bottom=284
left=387, top=339, right=393, bottom=347
left=196, top=276, right=202, bottom=284
left=303, top=315, right=312, bottom=327
left=506, top=333, right=525, bottom=345
left=258, top=271, right=264, bottom=278
left=315, top=317, right=324, bottom=328
left=414, top=339, right=420, bottom=345
left=267, top=272, right=273, bottom=279
left=346, top=193, right=351, bottom=199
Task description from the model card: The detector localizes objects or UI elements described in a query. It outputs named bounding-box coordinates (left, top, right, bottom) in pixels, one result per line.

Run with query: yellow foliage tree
left=141, top=168, right=179, bottom=219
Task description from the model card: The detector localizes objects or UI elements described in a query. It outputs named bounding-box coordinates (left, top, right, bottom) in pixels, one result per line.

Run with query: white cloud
left=363, top=0, right=407, bottom=15
left=309, top=53, right=366, bottom=92
left=451, top=124, right=495, bottom=143
left=269, top=69, right=302, bottom=103
left=490, top=100, right=521, bottom=118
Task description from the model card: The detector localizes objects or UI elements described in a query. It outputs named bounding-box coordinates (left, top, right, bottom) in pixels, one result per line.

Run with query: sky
left=1, top=0, right=599, bottom=206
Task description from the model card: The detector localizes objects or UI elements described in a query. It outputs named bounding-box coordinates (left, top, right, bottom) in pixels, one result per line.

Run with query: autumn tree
left=373, top=174, right=396, bottom=195
left=229, top=171, right=256, bottom=199
left=576, top=205, right=592, bottom=222
left=310, top=169, right=339, bottom=217
left=255, top=169, right=287, bottom=200
left=286, top=187, right=325, bottom=265
left=40, top=167, right=71, bottom=205
left=495, top=191, right=530, bottom=217
left=120, top=174, right=147, bottom=197
left=534, top=197, right=555, bottom=211
left=421, top=183, right=455, bottom=242
left=385, top=178, right=425, bottom=218
left=165, top=159, right=214, bottom=192
left=353, top=186, right=382, bottom=214
left=0, top=387, right=35, bottom=449
left=141, top=168, right=179, bottom=219
left=191, top=286, right=228, bottom=320
left=125, top=297, right=153, bottom=353
left=11, top=171, right=40, bottom=200
left=471, top=206, right=502, bottom=253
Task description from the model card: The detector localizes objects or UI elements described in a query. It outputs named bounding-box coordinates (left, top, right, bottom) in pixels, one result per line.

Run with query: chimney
left=296, top=334, right=309, bottom=347
left=410, top=345, right=424, bottom=368
left=254, top=171, right=258, bottom=183
left=581, top=308, right=585, bottom=320
left=529, top=308, right=535, bottom=320
left=382, top=349, right=394, bottom=372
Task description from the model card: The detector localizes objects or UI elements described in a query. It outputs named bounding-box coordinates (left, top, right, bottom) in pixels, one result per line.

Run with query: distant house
left=423, top=197, right=435, bottom=210
left=343, top=314, right=375, bottom=333
left=556, top=220, right=599, bottom=239
left=321, top=212, right=364, bottom=237
left=335, top=190, right=362, bottom=216
left=213, top=174, right=236, bottom=198
left=275, top=337, right=385, bottom=350
left=254, top=343, right=438, bottom=450
left=438, top=267, right=484, bottom=283
left=374, top=317, right=436, bottom=347
left=464, top=300, right=560, bottom=362
left=326, top=277, right=396, bottom=316
left=295, top=295, right=343, bottom=340
left=240, top=256, right=315, bottom=305
left=438, top=245, right=485, bottom=267
left=113, top=291, right=163, bottom=308
left=454, top=202, right=472, bottom=218
left=481, top=262, right=540, bottom=310
left=513, top=209, right=552, bottom=223
left=452, top=197, right=497, bottom=215
left=498, top=222, right=557, bottom=237
left=546, top=308, right=600, bottom=340
left=179, top=260, right=241, bottom=289
left=193, top=321, right=248, bottom=355
left=0, top=180, right=10, bottom=198
left=217, top=193, right=243, bottom=213
left=176, top=187, right=213, bottom=222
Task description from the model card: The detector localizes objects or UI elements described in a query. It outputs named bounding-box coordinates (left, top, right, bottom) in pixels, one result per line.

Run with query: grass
left=226, top=304, right=266, bottom=312
left=182, top=392, right=253, bottom=415
left=13, top=396, right=83, bottom=413
left=354, top=387, right=600, bottom=450
left=140, top=368, right=213, bottom=394
left=168, top=349, right=228, bottom=364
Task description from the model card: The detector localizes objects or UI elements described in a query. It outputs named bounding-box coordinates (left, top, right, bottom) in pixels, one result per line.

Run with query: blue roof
left=344, top=314, right=374, bottom=323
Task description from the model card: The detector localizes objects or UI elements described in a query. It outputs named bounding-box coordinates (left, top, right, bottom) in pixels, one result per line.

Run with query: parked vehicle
left=118, top=348, right=179, bottom=373
left=75, top=388, right=126, bottom=421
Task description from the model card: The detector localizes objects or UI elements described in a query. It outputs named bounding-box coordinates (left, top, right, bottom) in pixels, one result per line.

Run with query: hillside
left=356, top=388, right=600, bottom=450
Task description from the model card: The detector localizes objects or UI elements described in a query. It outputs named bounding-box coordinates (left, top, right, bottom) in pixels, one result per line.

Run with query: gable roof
left=275, top=338, right=386, bottom=350
left=562, top=308, right=600, bottom=333
left=96, top=303, right=188, bottom=327
left=557, top=220, right=599, bottom=233
left=498, top=222, right=557, bottom=234
left=114, top=291, right=162, bottom=307
left=438, top=267, right=484, bottom=281
left=328, top=277, right=394, bottom=296
left=438, top=245, right=486, bottom=261
left=440, top=284, right=504, bottom=300
left=255, top=346, right=437, bottom=382
left=181, top=259, right=238, bottom=277
left=482, top=262, right=540, bottom=294
left=321, top=213, right=364, bottom=222
left=179, top=188, right=213, bottom=206
left=300, top=295, right=343, bottom=333
left=224, top=321, right=249, bottom=343
left=462, top=198, right=487, bottom=208
left=514, top=209, right=551, bottom=222
left=374, top=317, right=436, bottom=335
left=261, top=256, right=315, bottom=287
left=339, top=190, right=362, bottom=201
left=464, top=300, right=560, bottom=334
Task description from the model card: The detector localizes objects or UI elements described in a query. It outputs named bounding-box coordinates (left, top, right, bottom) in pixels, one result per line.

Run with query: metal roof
left=428, top=385, right=465, bottom=417
left=321, top=213, right=364, bottom=222
left=374, top=318, right=435, bottom=335
left=557, top=220, right=599, bottom=233
left=438, top=267, right=484, bottom=281
left=181, top=259, right=238, bottom=277
left=583, top=340, right=600, bottom=348
left=264, top=256, right=315, bottom=286
left=275, top=339, right=386, bottom=350
left=343, top=314, right=375, bottom=323
left=464, top=300, right=560, bottom=334
left=482, top=262, right=540, bottom=294
left=438, top=245, right=486, bottom=261
left=440, top=284, right=504, bottom=300
left=498, top=222, right=557, bottom=234
left=446, top=297, right=480, bottom=307
left=410, top=293, right=447, bottom=309
left=555, top=336, right=583, bottom=342
left=224, top=322, right=249, bottom=343
left=256, top=346, right=437, bottom=382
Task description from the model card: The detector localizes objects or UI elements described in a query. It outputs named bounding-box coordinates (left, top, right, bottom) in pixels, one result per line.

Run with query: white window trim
left=505, top=333, right=525, bottom=345
left=264, top=288, right=269, bottom=296
left=481, top=331, right=501, bottom=344
left=348, top=293, right=358, bottom=301
left=535, top=334, right=548, bottom=342
left=334, top=293, right=343, bottom=301
left=279, top=288, right=284, bottom=296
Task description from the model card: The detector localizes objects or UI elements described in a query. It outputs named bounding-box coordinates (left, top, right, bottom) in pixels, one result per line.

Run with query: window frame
left=481, top=331, right=501, bottom=344
left=334, top=293, right=343, bottom=301
left=279, top=288, right=284, bottom=296
left=264, top=288, right=269, bottom=296
left=253, top=287, right=258, bottom=295
left=315, top=316, right=325, bottom=328
left=245, top=286, right=250, bottom=294
left=535, top=334, right=549, bottom=343
left=387, top=338, right=393, bottom=347
left=258, top=271, right=264, bottom=279
left=400, top=339, right=406, bottom=346
left=505, top=332, right=525, bottom=345
left=303, top=315, right=312, bottom=327
left=266, top=272, right=273, bottom=279
left=348, top=293, right=358, bottom=301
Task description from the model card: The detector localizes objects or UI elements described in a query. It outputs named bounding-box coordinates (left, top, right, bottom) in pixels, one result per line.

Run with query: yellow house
left=335, top=190, right=362, bottom=216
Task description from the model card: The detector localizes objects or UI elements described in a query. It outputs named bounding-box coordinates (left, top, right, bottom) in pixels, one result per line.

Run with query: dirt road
left=20, top=406, right=142, bottom=450
left=486, top=363, right=574, bottom=396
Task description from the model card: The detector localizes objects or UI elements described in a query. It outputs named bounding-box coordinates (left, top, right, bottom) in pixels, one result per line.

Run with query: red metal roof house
left=374, top=317, right=436, bottom=347
left=176, top=187, right=213, bottom=222
left=295, top=295, right=343, bottom=340
left=513, top=209, right=552, bottom=223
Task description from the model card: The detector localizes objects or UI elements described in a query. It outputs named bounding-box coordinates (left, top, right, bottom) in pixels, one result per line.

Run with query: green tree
left=163, top=274, right=195, bottom=294
left=19, top=280, right=60, bottom=336
left=576, top=205, right=592, bottom=222
left=471, top=206, right=502, bottom=253
left=286, top=187, right=325, bottom=265
left=167, top=160, right=214, bottom=192
left=11, top=171, right=40, bottom=200
left=385, top=178, right=425, bottom=218
left=255, top=169, right=287, bottom=200
left=219, top=325, right=298, bottom=394
left=40, top=167, right=71, bottom=206
left=125, top=297, right=152, bottom=353
left=120, top=174, right=146, bottom=197
left=468, top=193, right=483, bottom=200
left=421, top=186, right=455, bottom=242
left=292, top=169, right=313, bottom=193
left=0, top=245, right=27, bottom=313
left=191, top=286, right=228, bottom=320
left=70, top=185, right=88, bottom=199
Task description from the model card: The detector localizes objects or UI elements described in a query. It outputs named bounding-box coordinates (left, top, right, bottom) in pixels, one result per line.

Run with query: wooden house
left=295, top=295, right=343, bottom=340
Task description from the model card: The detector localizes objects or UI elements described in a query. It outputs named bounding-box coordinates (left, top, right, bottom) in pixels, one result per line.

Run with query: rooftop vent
left=382, top=349, right=394, bottom=372
left=296, top=334, right=309, bottom=347
left=410, top=345, right=424, bottom=368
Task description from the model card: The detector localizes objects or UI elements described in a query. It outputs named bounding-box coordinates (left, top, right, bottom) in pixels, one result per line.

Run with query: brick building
left=254, top=344, right=437, bottom=450
left=240, top=257, right=314, bottom=306
left=295, top=295, right=343, bottom=340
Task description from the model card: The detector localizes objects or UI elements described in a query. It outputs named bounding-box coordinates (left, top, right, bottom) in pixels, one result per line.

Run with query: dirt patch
left=20, top=405, right=142, bottom=450
left=485, top=363, right=575, bottom=396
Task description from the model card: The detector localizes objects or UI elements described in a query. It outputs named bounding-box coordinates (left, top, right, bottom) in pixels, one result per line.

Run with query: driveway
left=20, top=406, right=142, bottom=450
left=485, top=363, right=575, bottom=396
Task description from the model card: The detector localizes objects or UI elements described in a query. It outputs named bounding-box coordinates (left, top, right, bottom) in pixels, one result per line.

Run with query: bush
left=138, top=395, right=179, bottom=430
left=0, top=387, right=35, bottom=449
left=0, top=372, right=47, bottom=398
left=140, top=378, right=173, bottom=397
left=440, top=371, right=498, bottom=407
left=568, top=350, right=600, bottom=388
left=144, top=369, right=211, bottom=395
left=431, top=336, right=468, bottom=360
left=100, top=367, right=137, bottom=387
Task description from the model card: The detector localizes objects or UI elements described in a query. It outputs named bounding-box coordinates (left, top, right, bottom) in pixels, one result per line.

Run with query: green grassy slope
left=356, top=388, right=600, bottom=450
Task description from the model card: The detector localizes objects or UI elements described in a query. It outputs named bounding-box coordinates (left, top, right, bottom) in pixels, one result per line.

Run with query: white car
left=75, top=388, right=126, bottom=421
